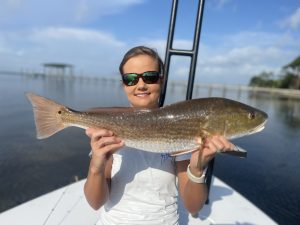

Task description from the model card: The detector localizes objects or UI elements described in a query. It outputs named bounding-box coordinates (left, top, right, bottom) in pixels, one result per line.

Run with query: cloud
left=1, top=28, right=298, bottom=85
left=140, top=30, right=300, bottom=84
left=278, top=7, right=300, bottom=30
left=0, top=27, right=128, bottom=76
left=216, top=0, right=232, bottom=9
left=30, top=27, right=125, bottom=46
left=1, top=21, right=299, bottom=85
left=0, top=0, right=145, bottom=28
left=207, top=0, right=236, bottom=11
left=197, top=46, right=291, bottom=84
left=220, top=31, right=300, bottom=49
left=75, top=0, right=145, bottom=22
left=197, top=30, right=300, bottom=84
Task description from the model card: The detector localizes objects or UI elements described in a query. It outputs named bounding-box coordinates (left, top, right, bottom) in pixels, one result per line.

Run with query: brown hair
left=119, top=46, right=164, bottom=76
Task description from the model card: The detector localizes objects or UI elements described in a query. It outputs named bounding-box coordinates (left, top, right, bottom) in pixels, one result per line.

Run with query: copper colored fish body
left=26, top=93, right=268, bottom=156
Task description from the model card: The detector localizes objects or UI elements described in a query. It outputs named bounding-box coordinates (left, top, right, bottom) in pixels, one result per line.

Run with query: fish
left=26, top=92, right=268, bottom=158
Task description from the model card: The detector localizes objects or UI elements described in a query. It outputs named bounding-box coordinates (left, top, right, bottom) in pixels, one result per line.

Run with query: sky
left=0, top=0, right=299, bottom=84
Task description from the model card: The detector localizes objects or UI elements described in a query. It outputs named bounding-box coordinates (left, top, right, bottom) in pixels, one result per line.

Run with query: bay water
left=0, top=73, right=299, bottom=224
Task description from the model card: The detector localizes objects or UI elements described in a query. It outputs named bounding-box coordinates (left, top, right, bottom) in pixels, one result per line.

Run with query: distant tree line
left=249, top=55, right=300, bottom=89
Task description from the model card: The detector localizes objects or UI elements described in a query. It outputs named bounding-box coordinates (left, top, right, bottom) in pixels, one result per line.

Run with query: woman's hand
left=85, top=128, right=124, bottom=174
left=189, top=135, right=236, bottom=176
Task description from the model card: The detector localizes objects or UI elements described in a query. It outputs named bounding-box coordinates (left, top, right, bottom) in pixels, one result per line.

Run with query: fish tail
left=26, top=92, right=67, bottom=139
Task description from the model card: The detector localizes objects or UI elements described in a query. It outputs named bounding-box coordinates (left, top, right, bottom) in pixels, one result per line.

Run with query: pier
left=1, top=70, right=300, bottom=99
left=170, top=81, right=300, bottom=99
left=43, top=63, right=74, bottom=76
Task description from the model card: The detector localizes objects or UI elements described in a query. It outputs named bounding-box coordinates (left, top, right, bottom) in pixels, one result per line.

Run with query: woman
left=84, top=46, right=236, bottom=224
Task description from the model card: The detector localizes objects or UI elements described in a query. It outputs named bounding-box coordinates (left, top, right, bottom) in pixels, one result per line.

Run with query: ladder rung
left=168, top=49, right=194, bottom=57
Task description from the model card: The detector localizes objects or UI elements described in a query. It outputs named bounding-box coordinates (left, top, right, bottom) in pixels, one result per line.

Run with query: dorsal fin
left=87, top=107, right=154, bottom=114
left=86, top=107, right=135, bottom=113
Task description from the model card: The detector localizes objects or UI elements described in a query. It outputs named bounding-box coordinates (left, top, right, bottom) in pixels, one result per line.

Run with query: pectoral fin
left=220, top=145, right=247, bottom=158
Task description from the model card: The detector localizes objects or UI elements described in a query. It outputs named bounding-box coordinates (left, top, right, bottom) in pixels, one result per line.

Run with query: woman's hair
left=119, top=46, right=164, bottom=76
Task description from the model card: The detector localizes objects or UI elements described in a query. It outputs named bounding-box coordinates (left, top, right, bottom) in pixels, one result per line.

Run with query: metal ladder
left=159, top=0, right=214, bottom=204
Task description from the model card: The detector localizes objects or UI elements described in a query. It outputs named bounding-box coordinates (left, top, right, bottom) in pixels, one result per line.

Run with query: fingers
left=204, top=135, right=235, bottom=153
left=95, top=136, right=123, bottom=151
left=191, top=135, right=236, bottom=171
left=87, top=128, right=124, bottom=153
left=86, top=127, right=113, bottom=139
left=88, top=129, right=122, bottom=150
left=87, top=128, right=124, bottom=174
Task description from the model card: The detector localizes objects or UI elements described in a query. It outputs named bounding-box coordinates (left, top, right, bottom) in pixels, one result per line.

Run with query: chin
left=133, top=101, right=157, bottom=109
left=129, top=94, right=159, bottom=108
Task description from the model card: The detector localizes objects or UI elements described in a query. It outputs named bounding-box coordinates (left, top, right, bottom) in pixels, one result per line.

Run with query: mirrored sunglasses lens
left=123, top=74, right=138, bottom=86
left=142, top=72, right=160, bottom=84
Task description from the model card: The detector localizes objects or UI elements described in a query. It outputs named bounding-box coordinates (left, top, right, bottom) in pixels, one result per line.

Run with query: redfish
left=26, top=93, right=267, bottom=157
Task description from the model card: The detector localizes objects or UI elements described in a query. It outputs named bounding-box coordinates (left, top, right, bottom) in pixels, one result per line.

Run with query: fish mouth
left=229, top=119, right=267, bottom=139
left=248, top=120, right=267, bottom=135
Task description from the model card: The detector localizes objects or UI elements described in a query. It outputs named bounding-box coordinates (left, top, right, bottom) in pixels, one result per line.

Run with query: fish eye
left=248, top=112, right=255, bottom=120
left=58, top=110, right=62, bottom=114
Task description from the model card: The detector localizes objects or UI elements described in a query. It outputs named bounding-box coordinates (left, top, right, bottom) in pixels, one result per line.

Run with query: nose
left=136, top=76, right=147, bottom=89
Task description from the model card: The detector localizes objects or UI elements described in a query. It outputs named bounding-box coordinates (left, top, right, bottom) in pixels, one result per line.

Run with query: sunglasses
left=122, top=71, right=161, bottom=86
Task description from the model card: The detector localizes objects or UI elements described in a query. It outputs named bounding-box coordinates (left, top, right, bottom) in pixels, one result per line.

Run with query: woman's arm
left=176, top=160, right=208, bottom=215
left=176, top=135, right=235, bottom=214
left=84, top=128, right=124, bottom=210
left=84, top=156, right=112, bottom=210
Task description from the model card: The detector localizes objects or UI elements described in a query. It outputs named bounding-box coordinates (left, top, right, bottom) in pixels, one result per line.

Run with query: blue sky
left=0, top=0, right=299, bottom=84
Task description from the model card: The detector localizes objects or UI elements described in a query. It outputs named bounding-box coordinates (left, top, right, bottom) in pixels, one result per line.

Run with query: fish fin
left=86, top=107, right=152, bottom=114
left=170, top=148, right=198, bottom=156
left=26, top=92, right=67, bottom=139
left=220, top=145, right=247, bottom=158
left=87, top=107, right=135, bottom=113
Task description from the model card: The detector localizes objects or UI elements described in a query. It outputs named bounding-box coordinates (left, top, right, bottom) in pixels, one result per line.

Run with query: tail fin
left=26, top=92, right=67, bottom=139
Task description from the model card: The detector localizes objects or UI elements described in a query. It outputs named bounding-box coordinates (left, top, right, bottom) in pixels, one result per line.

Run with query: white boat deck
left=0, top=176, right=277, bottom=225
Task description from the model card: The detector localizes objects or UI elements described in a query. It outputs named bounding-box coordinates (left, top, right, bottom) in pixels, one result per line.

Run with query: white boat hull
left=0, top=176, right=277, bottom=225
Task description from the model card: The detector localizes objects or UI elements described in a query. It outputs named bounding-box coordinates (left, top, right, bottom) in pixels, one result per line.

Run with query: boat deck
left=0, top=176, right=277, bottom=225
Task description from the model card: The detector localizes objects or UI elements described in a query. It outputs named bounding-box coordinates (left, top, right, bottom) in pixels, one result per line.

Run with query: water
left=0, top=73, right=299, bottom=224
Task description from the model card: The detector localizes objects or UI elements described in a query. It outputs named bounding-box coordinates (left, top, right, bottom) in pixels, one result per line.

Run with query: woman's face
left=122, top=54, right=162, bottom=109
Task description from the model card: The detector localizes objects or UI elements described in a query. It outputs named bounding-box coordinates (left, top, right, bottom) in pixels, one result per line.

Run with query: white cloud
left=1, top=22, right=299, bottom=85
left=197, top=46, right=291, bottom=84
left=279, top=7, right=300, bottom=30
left=216, top=0, right=232, bottom=9
left=0, top=0, right=145, bottom=27
left=74, top=0, right=145, bottom=22
left=221, top=31, right=299, bottom=49
left=140, top=31, right=300, bottom=85
left=196, top=29, right=300, bottom=84
left=0, top=27, right=128, bottom=76
left=208, top=0, right=236, bottom=11
left=30, top=27, right=124, bottom=46
left=2, top=28, right=299, bottom=85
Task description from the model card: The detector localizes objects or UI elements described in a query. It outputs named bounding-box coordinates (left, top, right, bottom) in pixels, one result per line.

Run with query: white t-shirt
left=96, top=147, right=190, bottom=225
